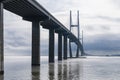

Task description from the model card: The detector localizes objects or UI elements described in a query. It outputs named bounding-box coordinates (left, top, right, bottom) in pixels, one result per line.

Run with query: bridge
left=0, top=0, right=84, bottom=74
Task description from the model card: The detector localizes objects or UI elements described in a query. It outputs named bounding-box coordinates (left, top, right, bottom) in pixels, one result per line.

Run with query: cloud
left=100, top=25, right=110, bottom=30
left=36, top=0, right=69, bottom=12
left=110, top=0, right=120, bottom=8
left=95, top=16, right=120, bottom=22
left=84, top=34, right=120, bottom=51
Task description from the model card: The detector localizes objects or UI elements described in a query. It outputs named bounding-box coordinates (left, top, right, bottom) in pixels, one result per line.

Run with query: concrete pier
left=49, top=29, right=55, bottom=63
left=63, top=35, right=67, bottom=60
left=76, top=46, right=79, bottom=57
left=81, top=48, right=84, bottom=56
left=32, top=21, right=40, bottom=66
left=0, top=3, right=4, bottom=74
left=69, top=41, right=72, bottom=58
left=58, top=34, right=62, bottom=61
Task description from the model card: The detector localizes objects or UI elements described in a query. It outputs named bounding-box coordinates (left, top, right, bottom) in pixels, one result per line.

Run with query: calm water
left=1, top=56, right=120, bottom=80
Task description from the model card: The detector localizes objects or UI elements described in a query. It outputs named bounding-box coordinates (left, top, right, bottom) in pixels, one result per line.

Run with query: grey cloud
left=111, top=0, right=120, bottom=8
left=4, top=30, right=31, bottom=56
left=84, top=25, right=111, bottom=31
left=36, top=0, right=77, bottom=13
left=100, top=26, right=110, bottom=30
left=5, top=46, right=31, bottom=56
left=36, top=0, right=64, bottom=12
left=85, top=25, right=95, bottom=31
left=97, top=16, right=120, bottom=22
left=84, top=34, right=120, bottom=51
left=82, top=14, right=120, bottom=22
left=4, top=21, right=31, bottom=56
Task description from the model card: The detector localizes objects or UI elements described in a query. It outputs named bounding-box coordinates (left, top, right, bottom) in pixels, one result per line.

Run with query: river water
left=1, top=56, right=120, bottom=80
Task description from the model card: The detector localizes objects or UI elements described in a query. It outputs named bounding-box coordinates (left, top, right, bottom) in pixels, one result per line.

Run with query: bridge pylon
left=69, top=11, right=82, bottom=58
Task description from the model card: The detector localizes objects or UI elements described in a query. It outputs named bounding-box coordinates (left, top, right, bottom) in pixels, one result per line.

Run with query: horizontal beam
left=23, top=16, right=48, bottom=22
left=71, top=25, right=79, bottom=27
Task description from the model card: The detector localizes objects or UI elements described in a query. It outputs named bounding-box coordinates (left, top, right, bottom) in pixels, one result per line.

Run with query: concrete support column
left=69, top=40, right=72, bottom=58
left=81, top=47, right=84, bottom=56
left=76, top=46, right=79, bottom=57
left=63, top=35, right=67, bottom=60
left=32, top=21, right=40, bottom=66
left=49, top=29, right=55, bottom=63
left=0, top=3, right=4, bottom=74
left=58, top=33, right=62, bottom=61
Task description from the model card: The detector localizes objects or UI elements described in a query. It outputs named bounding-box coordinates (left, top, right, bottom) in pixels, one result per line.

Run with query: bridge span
left=0, top=0, right=84, bottom=74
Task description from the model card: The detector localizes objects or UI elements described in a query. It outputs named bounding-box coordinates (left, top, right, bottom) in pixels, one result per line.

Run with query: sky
left=3, top=0, right=120, bottom=56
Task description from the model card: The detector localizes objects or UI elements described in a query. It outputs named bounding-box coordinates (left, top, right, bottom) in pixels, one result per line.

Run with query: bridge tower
left=69, top=11, right=82, bottom=58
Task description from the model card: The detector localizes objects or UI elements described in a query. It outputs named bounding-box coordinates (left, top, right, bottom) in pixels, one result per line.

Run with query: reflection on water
left=32, top=66, right=40, bottom=80
left=2, top=56, right=84, bottom=80
left=49, top=63, right=55, bottom=80
left=63, top=61, right=67, bottom=80
left=58, top=62, right=62, bottom=80
left=0, top=74, right=3, bottom=80
left=1, top=56, right=120, bottom=80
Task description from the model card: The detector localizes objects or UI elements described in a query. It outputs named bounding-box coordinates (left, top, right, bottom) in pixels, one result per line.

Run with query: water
left=1, top=56, right=120, bottom=80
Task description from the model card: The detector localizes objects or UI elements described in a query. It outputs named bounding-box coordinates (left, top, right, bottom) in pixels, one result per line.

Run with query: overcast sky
left=3, top=0, right=120, bottom=56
